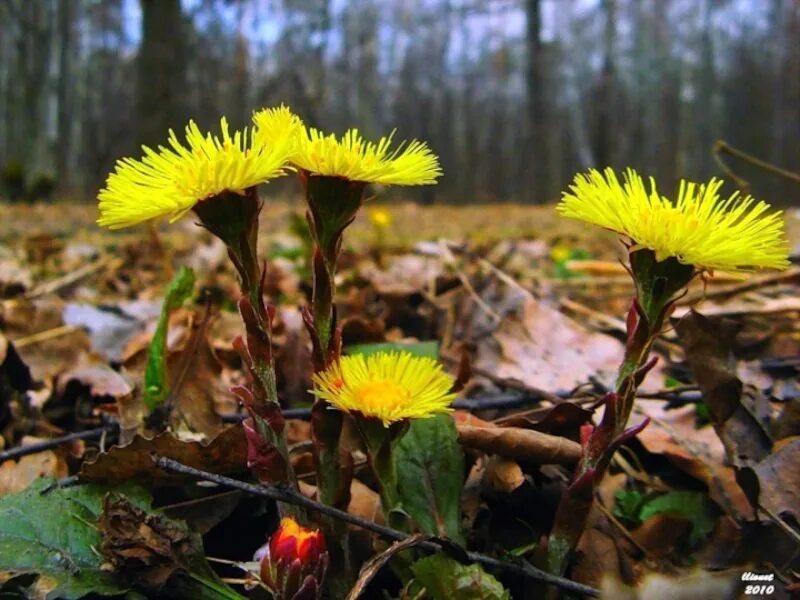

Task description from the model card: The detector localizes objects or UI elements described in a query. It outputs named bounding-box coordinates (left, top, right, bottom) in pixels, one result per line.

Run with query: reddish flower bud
left=258, top=518, right=328, bottom=600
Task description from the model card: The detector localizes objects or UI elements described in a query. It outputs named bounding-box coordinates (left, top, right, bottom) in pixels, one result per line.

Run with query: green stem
left=546, top=249, right=695, bottom=582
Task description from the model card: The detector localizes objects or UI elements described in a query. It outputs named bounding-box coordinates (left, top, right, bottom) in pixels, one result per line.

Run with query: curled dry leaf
left=456, top=424, right=581, bottom=466
left=98, top=492, right=227, bottom=596
left=79, top=425, right=246, bottom=484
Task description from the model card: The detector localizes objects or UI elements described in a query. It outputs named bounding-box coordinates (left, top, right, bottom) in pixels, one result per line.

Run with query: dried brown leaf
left=79, top=425, right=246, bottom=484
left=0, top=450, right=67, bottom=496
left=456, top=424, right=581, bottom=465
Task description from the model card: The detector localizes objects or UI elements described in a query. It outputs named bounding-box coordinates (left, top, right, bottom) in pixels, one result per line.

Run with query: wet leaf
left=395, top=415, right=465, bottom=544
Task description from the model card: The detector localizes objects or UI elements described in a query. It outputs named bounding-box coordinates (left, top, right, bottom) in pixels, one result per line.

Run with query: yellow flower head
left=252, top=104, right=305, bottom=149
left=253, top=106, right=441, bottom=185
left=369, top=208, right=392, bottom=228
left=557, top=168, right=790, bottom=272
left=98, top=117, right=294, bottom=229
left=311, top=351, right=456, bottom=426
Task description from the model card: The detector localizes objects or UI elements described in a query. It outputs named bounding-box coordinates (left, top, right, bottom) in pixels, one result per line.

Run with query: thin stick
left=0, top=425, right=117, bottom=463
left=153, top=456, right=599, bottom=597
left=680, top=267, right=800, bottom=306
left=24, top=257, right=122, bottom=300
left=12, top=324, right=83, bottom=348
left=713, top=140, right=800, bottom=192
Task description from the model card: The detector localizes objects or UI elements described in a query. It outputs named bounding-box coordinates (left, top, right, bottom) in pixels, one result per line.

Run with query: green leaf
left=638, top=490, right=716, bottom=546
left=144, top=266, right=196, bottom=411
left=613, top=489, right=646, bottom=525
left=345, top=340, right=439, bottom=358
left=0, top=478, right=148, bottom=599
left=395, top=414, right=465, bottom=544
left=411, top=554, right=510, bottom=600
left=0, top=478, right=243, bottom=600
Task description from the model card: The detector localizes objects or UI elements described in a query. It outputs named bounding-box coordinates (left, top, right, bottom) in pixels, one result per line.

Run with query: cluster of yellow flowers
left=97, top=105, right=441, bottom=230
left=97, top=104, right=790, bottom=427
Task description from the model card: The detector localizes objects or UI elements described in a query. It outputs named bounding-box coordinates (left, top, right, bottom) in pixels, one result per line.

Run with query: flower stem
left=193, top=189, right=298, bottom=499
left=546, top=249, right=694, bottom=580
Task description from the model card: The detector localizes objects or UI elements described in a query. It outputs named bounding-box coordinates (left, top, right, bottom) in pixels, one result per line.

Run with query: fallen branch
left=153, top=456, right=600, bottom=597
left=0, top=424, right=117, bottom=463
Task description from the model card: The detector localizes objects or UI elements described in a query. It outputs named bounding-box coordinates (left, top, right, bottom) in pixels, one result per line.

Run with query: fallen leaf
left=456, top=424, right=581, bottom=466
left=484, top=456, right=526, bottom=494
left=473, top=284, right=663, bottom=393
left=737, top=436, right=800, bottom=524
left=631, top=513, right=692, bottom=557
left=79, top=425, right=246, bottom=484
left=496, top=402, right=593, bottom=440
left=0, top=451, right=67, bottom=496
left=633, top=401, right=754, bottom=521
left=674, top=310, right=772, bottom=465
left=99, top=492, right=236, bottom=596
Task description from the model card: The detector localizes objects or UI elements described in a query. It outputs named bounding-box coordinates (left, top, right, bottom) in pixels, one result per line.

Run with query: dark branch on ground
left=152, top=455, right=600, bottom=597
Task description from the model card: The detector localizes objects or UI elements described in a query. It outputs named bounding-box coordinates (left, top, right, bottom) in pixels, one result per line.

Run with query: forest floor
left=1, top=199, right=799, bottom=599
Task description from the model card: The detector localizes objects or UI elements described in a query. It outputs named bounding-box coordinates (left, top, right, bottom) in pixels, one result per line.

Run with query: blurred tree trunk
left=56, top=0, right=74, bottom=186
left=592, top=0, right=616, bottom=169
left=137, top=0, right=186, bottom=148
left=525, top=0, right=547, bottom=203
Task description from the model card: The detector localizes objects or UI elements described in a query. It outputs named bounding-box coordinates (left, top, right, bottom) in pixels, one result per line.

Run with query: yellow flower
left=550, top=244, right=571, bottom=263
left=311, top=351, right=455, bottom=426
left=253, top=107, right=441, bottom=185
left=557, top=168, right=790, bottom=272
left=251, top=104, right=305, bottom=149
left=97, top=117, right=293, bottom=229
left=369, top=208, right=392, bottom=228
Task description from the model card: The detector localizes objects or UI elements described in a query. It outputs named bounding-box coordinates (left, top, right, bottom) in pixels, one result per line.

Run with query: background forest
left=1, top=0, right=799, bottom=206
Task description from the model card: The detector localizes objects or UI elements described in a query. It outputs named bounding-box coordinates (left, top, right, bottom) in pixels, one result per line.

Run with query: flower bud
left=258, top=517, right=328, bottom=600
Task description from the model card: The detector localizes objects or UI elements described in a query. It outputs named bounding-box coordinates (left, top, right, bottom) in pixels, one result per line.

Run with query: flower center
left=355, top=380, right=410, bottom=415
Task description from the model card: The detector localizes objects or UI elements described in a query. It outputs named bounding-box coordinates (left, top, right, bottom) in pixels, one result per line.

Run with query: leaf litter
left=0, top=201, right=798, bottom=598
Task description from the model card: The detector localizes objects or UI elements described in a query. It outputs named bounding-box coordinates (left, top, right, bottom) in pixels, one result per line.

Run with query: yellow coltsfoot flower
left=557, top=167, right=790, bottom=272
left=97, top=117, right=295, bottom=229
left=312, top=351, right=456, bottom=426
left=253, top=106, right=441, bottom=185
left=369, top=208, right=392, bottom=228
